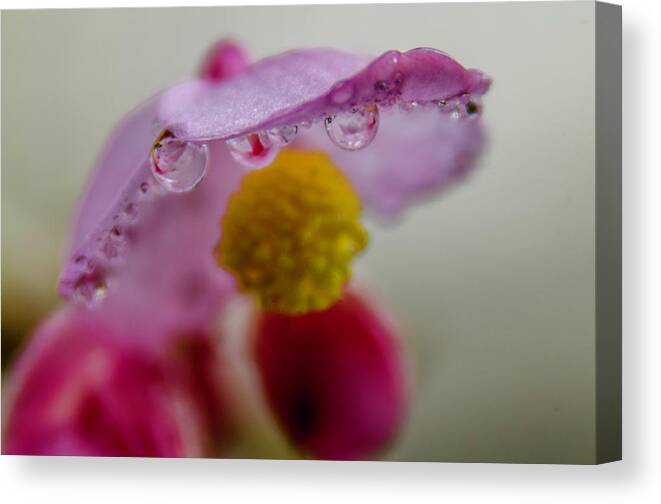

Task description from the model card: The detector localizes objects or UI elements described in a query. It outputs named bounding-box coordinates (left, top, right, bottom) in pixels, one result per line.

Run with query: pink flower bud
left=253, top=291, right=407, bottom=460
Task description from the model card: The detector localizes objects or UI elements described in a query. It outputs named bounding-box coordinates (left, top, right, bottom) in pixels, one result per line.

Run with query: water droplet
left=436, top=98, right=465, bottom=119
left=373, top=80, right=394, bottom=103
left=399, top=100, right=421, bottom=112
left=123, top=203, right=138, bottom=221
left=105, top=226, right=126, bottom=257
left=150, top=131, right=209, bottom=193
left=227, top=132, right=279, bottom=168
left=324, top=105, right=379, bottom=151
left=374, top=80, right=390, bottom=92
left=466, top=100, right=480, bottom=115
left=100, top=239, right=119, bottom=260
left=73, top=276, right=108, bottom=308
left=267, top=125, right=298, bottom=146
left=72, top=255, right=94, bottom=274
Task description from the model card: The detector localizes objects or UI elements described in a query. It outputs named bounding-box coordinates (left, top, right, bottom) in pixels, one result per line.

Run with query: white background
left=1, top=0, right=659, bottom=502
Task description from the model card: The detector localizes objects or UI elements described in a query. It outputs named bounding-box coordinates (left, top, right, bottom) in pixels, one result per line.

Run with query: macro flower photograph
left=2, top=2, right=608, bottom=464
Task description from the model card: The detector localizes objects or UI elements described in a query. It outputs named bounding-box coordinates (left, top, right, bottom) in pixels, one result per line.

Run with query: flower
left=2, top=307, right=224, bottom=457
left=57, top=41, right=490, bottom=338
left=3, top=40, right=490, bottom=459
left=253, top=290, right=407, bottom=460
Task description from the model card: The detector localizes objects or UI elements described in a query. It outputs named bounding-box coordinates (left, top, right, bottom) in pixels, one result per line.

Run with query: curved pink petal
left=159, top=47, right=489, bottom=141
left=253, top=290, right=408, bottom=460
left=59, top=46, right=489, bottom=316
left=2, top=307, right=219, bottom=457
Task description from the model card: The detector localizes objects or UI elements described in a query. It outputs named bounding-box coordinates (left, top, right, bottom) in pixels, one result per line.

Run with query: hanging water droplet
left=123, top=203, right=138, bottom=221
left=267, top=125, right=298, bottom=146
left=106, top=226, right=126, bottom=255
left=150, top=131, right=209, bottom=193
left=325, top=105, right=379, bottom=151
left=374, top=80, right=390, bottom=93
left=465, top=100, right=480, bottom=115
left=227, top=132, right=279, bottom=169
left=100, top=239, right=119, bottom=260
left=73, top=276, right=108, bottom=308
left=399, top=100, right=421, bottom=112
left=110, top=225, right=123, bottom=238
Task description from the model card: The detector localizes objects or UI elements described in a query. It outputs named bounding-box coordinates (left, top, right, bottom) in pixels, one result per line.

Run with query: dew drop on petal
left=226, top=132, right=279, bottom=169
left=100, top=239, right=119, bottom=260
left=110, top=225, right=123, bottom=238
left=267, top=125, right=298, bottom=146
left=324, top=105, right=379, bottom=151
left=465, top=99, right=481, bottom=116
left=150, top=133, right=209, bottom=193
left=123, top=203, right=138, bottom=221
left=73, top=277, right=108, bottom=308
left=399, top=100, right=421, bottom=112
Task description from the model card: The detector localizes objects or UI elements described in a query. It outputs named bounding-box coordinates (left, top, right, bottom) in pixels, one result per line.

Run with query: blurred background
left=2, top=2, right=596, bottom=462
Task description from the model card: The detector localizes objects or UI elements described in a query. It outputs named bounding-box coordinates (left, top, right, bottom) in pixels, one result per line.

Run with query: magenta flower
left=253, top=291, right=407, bottom=460
left=2, top=307, right=223, bottom=457
left=3, top=40, right=490, bottom=459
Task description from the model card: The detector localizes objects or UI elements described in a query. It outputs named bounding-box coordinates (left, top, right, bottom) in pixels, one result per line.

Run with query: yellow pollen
left=215, top=149, right=368, bottom=314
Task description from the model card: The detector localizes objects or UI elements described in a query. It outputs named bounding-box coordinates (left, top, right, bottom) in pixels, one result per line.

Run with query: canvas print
left=1, top=1, right=621, bottom=463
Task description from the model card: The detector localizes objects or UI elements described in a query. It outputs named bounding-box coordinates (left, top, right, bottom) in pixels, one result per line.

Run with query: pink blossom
left=3, top=41, right=490, bottom=458
left=58, top=42, right=490, bottom=338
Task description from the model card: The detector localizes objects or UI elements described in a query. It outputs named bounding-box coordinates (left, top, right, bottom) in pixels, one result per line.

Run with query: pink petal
left=253, top=291, right=407, bottom=460
left=299, top=106, right=485, bottom=217
left=2, top=307, right=219, bottom=457
left=96, top=141, right=244, bottom=340
left=59, top=46, right=489, bottom=318
left=159, top=47, right=489, bottom=141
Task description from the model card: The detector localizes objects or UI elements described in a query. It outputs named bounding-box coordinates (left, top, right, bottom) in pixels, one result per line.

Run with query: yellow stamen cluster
left=215, top=149, right=368, bottom=314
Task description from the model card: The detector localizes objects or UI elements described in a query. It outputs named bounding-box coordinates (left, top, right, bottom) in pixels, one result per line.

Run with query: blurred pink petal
left=2, top=307, right=221, bottom=457
left=199, top=39, right=250, bottom=82
left=253, top=291, right=407, bottom=460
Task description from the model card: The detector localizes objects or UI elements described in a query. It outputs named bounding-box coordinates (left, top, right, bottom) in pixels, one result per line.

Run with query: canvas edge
left=595, top=0, right=622, bottom=465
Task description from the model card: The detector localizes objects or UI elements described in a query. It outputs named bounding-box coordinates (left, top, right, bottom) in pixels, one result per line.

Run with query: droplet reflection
left=325, top=105, right=379, bottom=151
